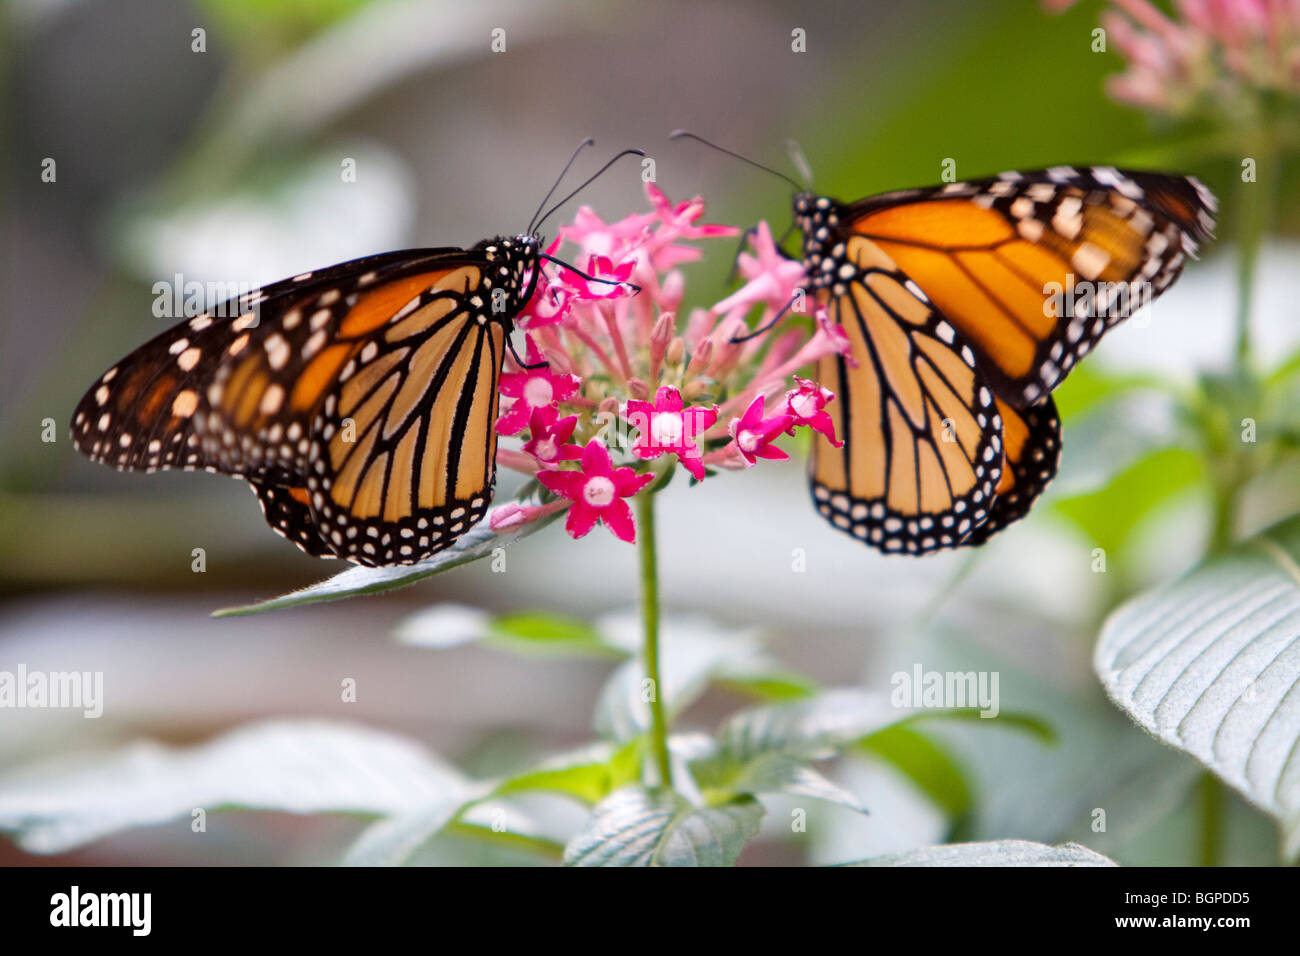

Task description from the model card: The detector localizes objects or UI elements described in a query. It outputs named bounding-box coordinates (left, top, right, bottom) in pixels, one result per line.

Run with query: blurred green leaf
left=1051, top=445, right=1206, bottom=558
left=719, top=690, right=904, bottom=761
left=858, top=724, right=972, bottom=822
left=488, top=612, right=610, bottom=651
left=911, top=708, right=1057, bottom=746
left=342, top=797, right=468, bottom=867
left=491, top=741, right=642, bottom=805
left=1096, top=512, right=1300, bottom=861
left=563, top=786, right=763, bottom=867
left=1051, top=363, right=1174, bottom=423
left=715, top=672, right=819, bottom=702
left=691, top=751, right=867, bottom=815
left=0, top=721, right=468, bottom=855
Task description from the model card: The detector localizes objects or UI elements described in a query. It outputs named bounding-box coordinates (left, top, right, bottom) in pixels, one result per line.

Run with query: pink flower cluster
left=488, top=182, right=851, bottom=544
left=1048, top=0, right=1300, bottom=113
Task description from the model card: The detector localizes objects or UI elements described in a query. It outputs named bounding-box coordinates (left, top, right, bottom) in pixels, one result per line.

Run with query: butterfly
left=793, top=166, right=1216, bottom=553
left=71, top=145, right=641, bottom=567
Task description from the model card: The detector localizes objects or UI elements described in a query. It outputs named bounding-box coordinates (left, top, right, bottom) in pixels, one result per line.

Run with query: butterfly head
left=793, top=192, right=841, bottom=284
left=478, top=234, right=543, bottom=319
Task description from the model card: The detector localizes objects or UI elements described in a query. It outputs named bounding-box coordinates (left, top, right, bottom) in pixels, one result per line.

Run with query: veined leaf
left=1096, top=513, right=1300, bottom=860
left=720, top=690, right=904, bottom=761
left=0, top=720, right=467, bottom=854
left=563, top=786, right=763, bottom=867
left=215, top=487, right=564, bottom=616
left=848, top=840, right=1116, bottom=867
left=691, top=750, right=867, bottom=814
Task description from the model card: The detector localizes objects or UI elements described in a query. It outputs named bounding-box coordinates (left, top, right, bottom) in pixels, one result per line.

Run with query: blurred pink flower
left=712, top=221, right=807, bottom=321
left=1047, top=0, right=1300, bottom=113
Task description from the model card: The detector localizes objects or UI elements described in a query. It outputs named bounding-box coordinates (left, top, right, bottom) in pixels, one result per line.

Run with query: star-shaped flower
left=522, top=406, right=583, bottom=464
left=537, top=439, right=655, bottom=542
left=728, top=394, right=794, bottom=466
left=624, top=385, right=718, bottom=480
left=496, top=337, right=582, bottom=436
left=781, top=378, right=843, bottom=447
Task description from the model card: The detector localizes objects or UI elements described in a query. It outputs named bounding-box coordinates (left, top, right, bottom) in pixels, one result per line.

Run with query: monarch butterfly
left=794, top=166, right=1215, bottom=553
left=71, top=145, right=642, bottom=567
left=671, top=132, right=1216, bottom=553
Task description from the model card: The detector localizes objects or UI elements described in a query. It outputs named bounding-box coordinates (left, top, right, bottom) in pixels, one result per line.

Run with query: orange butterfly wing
left=72, top=241, right=532, bottom=565
left=801, top=166, right=1213, bottom=551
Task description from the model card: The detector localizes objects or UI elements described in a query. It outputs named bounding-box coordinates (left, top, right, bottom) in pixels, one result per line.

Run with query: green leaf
left=214, top=487, right=564, bottom=616
left=692, top=751, right=867, bottom=814
left=910, top=708, right=1057, bottom=745
left=719, top=690, right=904, bottom=761
left=341, top=797, right=468, bottom=867
left=487, top=612, right=612, bottom=653
left=1096, top=512, right=1300, bottom=860
left=1052, top=445, right=1205, bottom=558
left=0, top=720, right=468, bottom=854
left=490, top=740, right=642, bottom=805
left=713, top=655, right=819, bottom=702
left=396, top=606, right=620, bottom=658
left=858, top=724, right=972, bottom=822
left=847, top=840, right=1117, bottom=867
left=1051, top=363, right=1172, bottom=423
left=344, top=795, right=549, bottom=866
left=563, top=786, right=763, bottom=867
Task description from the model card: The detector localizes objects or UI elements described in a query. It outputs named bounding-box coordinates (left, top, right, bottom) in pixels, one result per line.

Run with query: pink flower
left=712, top=221, right=808, bottom=319
left=538, top=439, right=654, bottom=542
left=782, top=378, right=843, bottom=447
left=1046, top=0, right=1300, bottom=113
left=645, top=182, right=738, bottom=243
left=728, top=395, right=794, bottom=466
left=624, top=385, right=718, bottom=480
left=490, top=499, right=568, bottom=531
left=496, top=337, right=582, bottom=435
left=566, top=254, right=637, bottom=299
left=557, top=206, right=656, bottom=268
left=522, top=406, right=583, bottom=464
left=519, top=279, right=574, bottom=329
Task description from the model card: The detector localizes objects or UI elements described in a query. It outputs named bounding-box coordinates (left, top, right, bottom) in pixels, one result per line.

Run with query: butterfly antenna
left=730, top=292, right=802, bottom=344
left=533, top=148, right=646, bottom=234
left=527, top=137, right=596, bottom=235
left=540, top=253, right=642, bottom=296
left=669, top=130, right=802, bottom=193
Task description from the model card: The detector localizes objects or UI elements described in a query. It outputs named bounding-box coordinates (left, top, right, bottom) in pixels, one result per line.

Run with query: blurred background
left=3, top=0, right=1298, bottom=865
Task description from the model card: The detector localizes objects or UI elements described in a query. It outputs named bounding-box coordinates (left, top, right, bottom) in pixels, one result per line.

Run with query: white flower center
left=583, top=476, right=616, bottom=507
left=524, top=377, right=554, bottom=406
left=650, top=412, right=683, bottom=447
left=534, top=437, right=557, bottom=460
left=790, top=392, right=817, bottom=419
left=737, top=430, right=760, bottom=453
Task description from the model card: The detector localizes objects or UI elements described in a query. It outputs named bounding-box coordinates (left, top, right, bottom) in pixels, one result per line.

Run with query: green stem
left=1233, top=161, right=1265, bottom=373
left=637, top=490, right=673, bottom=788
left=1197, top=772, right=1224, bottom=867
